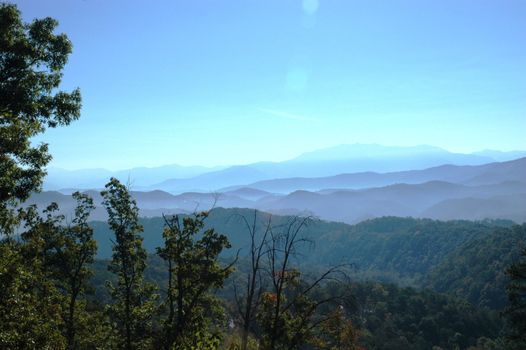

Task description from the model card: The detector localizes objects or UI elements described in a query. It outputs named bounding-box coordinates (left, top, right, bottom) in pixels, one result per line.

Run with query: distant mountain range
left=43, top=144, right=526, bottom=193
left=44, top=164, right=224, bottom=192
left=227, top=156, right=526, bottom=193
left=30, top=156, right=526, bottom=224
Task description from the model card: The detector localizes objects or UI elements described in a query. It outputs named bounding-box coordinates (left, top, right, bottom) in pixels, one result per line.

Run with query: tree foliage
left=327, top=282, right=501, bottom=350
left=156, top=212, right=234, bottom=350
left=102, top=177, right=157, bottom=350
left=0, top=3, right=81, bottom=235
left=504, top=225, right=526, bottom=350
left=0, top=204, right=66, bottom=349
left=428, top=224, right=526, bottom=309
left=54, top=192, right=98, bottom=350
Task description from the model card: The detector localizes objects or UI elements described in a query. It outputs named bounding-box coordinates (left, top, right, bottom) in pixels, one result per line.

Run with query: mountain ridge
left=34, top=156, right=526, bottom=224
left=43, top=144, right=526, bottom=193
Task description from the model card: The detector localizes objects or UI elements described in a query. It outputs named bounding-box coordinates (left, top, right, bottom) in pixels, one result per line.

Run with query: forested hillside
left=426, top=225, right=526, bottom=309
left=88, top=251, right=507, bottom=350
left=90, top=209, right=523, bottom=312
left=82, top=207, right=525, bottom=349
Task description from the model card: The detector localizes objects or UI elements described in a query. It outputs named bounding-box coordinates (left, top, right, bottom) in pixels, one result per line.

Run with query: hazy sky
left=14, top=0, right=526, bottom=170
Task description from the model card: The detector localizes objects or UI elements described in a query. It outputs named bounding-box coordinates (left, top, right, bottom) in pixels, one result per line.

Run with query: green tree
left=0, top=2, right=81, bottom=236
left=101, top=178, right=157, bottom=350
left=0, top=203, right=67, bottom=349
left=13, top=196, right=108, bottom=350
left=0, top=4, right=81, bottom=343
left=504, top=224, right=526, bottom=350
left=53, top=192, right=98, bottom=350
left=156, top=212, right=235, bottom=350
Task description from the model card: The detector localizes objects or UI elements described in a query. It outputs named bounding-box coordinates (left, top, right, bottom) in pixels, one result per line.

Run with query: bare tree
left=231, top=210, right=272, bottom=350
left=259, top=216, right=351, bottom=350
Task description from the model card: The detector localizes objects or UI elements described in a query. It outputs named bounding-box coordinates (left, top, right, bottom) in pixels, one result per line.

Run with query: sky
left=12, top=0, right=526, bottom=170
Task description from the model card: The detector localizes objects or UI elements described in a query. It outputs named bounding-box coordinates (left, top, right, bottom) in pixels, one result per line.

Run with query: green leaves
left=1, top=191, right=104, bottom=350
left=504, top=224, right=526, bottom=350
left=157, top=212, right=233, bottom=349
left=102, top=178, right=157, bottom=350
left=0, top=240, right=65, bottom=349
left=0, top=3, right=81, bottom=236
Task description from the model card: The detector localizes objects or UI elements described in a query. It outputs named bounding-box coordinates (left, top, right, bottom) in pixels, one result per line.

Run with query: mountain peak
left=292, top=144, right=448, bottom=162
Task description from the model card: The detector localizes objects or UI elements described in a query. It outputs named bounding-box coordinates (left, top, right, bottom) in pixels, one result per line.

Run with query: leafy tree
left=156, top=212, right=235, bottom=350
left=101, top=178, right=157, bottom=350
left=314, top=307, right=358, bottom=350
left=0, top=203, right=66, bottom=349
left=504, top=224, right=526, bottom=350
left=15, top=194, right=109, bottom=350
left=53, top=192, right=98, bottom=350
left=0, top=3, right=81, bottom=235
left=0, top=5, right=81, bottom=344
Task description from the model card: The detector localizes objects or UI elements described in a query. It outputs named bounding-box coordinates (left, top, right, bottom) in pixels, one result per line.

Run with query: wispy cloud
left=258, top=108, right=319, bottom=122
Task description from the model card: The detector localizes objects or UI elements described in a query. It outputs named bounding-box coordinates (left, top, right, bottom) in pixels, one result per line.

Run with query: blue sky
left=14, top=0, right=526, bottom=170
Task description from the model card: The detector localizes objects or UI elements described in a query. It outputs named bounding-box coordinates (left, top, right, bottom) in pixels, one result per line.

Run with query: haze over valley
left=36, top=144, right=526, bottom=224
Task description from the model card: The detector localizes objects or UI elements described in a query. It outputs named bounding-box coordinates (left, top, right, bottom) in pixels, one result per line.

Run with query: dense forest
left=87, top=211, right=525, bottom=349
left=90, top=210, right=524, bottom=310
left=1, top=3, right=526, bottom=350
